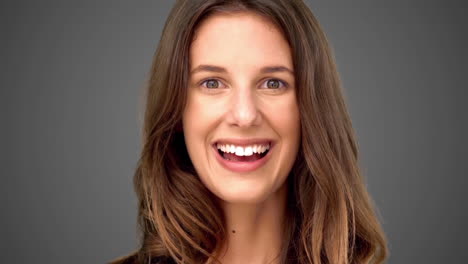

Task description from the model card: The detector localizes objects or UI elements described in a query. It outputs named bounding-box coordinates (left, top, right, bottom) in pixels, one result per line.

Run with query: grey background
left=1, top=0, right=466, bottom=263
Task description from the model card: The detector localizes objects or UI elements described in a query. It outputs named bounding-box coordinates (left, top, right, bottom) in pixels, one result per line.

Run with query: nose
left=226, top=86, right=262, bottom=128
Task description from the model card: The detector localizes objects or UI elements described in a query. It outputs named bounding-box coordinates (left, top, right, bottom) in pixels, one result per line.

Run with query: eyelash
left=199, top=78, right=289, bottom=91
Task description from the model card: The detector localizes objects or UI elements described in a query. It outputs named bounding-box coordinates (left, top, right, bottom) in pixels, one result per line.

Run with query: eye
left=200, top=79, right=225, bottom=89
left=261, top=79, right=288, bottom=90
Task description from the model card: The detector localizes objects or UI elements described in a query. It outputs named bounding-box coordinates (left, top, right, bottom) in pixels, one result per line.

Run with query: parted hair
left=110, top=0, right=388, bottom=263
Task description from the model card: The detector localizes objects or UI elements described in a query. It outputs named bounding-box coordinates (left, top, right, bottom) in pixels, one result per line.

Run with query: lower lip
left=212, top=143, right=274, bottom=173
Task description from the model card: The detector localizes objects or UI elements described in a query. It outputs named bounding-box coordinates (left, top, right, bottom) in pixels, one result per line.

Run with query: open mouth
left=212, top=141, right=274, bottom=173
left=214, top=142, right=271, bottom=162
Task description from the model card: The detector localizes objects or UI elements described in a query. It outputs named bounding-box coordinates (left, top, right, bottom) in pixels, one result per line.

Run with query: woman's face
left=182, top=12, right=300, bottom=203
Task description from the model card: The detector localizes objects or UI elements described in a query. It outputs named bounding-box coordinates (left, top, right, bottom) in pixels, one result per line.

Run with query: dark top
left=118, top=255, right=176, bottom=264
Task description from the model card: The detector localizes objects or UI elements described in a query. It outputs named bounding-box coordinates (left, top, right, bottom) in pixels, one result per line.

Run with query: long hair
left=110, top=0, right=388, bottom=263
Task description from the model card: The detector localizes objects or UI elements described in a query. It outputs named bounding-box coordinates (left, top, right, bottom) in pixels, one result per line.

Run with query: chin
left=209, top=180, right=280, bottom=204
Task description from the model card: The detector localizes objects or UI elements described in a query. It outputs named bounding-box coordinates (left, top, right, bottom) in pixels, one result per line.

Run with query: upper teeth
left=216, top=143, right=270, bottom=156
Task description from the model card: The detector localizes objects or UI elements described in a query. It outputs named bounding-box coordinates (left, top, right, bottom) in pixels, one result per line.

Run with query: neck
left=215, top=183, right=288, bottom=264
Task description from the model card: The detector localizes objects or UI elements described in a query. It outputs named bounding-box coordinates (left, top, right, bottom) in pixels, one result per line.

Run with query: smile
left=212, top=140, right=274, bottom=173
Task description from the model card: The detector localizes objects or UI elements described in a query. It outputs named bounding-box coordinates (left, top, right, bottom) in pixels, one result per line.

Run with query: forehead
left=190, top=12, right=293, bottom=71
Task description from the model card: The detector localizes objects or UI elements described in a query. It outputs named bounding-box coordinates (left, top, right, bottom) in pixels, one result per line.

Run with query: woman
left=111, top=0, right=388, bottom=263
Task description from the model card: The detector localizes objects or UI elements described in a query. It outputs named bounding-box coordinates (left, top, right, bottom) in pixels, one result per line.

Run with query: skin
left=182, top=12, right=301, bottom=264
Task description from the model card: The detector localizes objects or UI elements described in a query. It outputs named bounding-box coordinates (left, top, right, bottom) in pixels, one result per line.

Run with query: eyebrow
left=190, top=64, right=294, bottom=75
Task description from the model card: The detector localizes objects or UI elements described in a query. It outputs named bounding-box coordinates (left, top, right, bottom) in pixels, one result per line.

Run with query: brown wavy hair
left=110, top=0, right=388, bottom=263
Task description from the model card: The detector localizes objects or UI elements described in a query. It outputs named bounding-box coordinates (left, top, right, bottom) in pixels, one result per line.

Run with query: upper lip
left=213, top=138, right=274, bottom=147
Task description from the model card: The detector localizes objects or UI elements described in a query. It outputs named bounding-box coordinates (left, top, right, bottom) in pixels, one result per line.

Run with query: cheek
left=182, top=93, right=221, bottom=162
left=183, top=97, right=203, bottom=148
left=266, top=95, right=300, bottom=138
left=184, top=92, right=224, bottom=130
left=266, top=94, right=301, bottom=178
